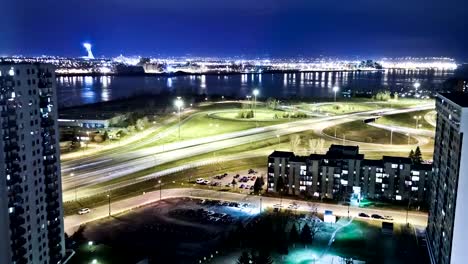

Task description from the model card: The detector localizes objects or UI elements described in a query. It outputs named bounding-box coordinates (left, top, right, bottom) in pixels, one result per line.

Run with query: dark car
left=359, top=213, right=370, bottom=218
left=371, top=214, right=384, bottom=219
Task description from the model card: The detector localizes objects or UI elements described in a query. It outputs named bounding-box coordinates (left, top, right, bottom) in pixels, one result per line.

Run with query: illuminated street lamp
left=253, top=89, right=259, bottom=117
left=414, top=82, right=421, bottom=90
left=158, top=180, right=162, bottom=200
left=174, top=97, right=184, bottom=140
left=333, top=86, right=339, bottom=102
left=414, top=115, right=422, bottom=129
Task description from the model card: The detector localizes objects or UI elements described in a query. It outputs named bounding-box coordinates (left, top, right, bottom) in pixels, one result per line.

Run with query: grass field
left=323, top=121, right=418, bottom=145
left=376, top=110, right=436, bottom=130
left=297, top=98, right=434, bottom=115
left=211, top=109, right=299, bottom=121
left=329, top=220, right=428, bottom=263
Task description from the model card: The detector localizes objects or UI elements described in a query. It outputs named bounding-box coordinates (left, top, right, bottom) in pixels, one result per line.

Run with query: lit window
left=395, top=195, right=402, bottom=201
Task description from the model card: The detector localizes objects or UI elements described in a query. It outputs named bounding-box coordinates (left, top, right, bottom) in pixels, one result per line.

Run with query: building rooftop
left=383, top=156, right=412, bottom=164
left=438, top=92, right=468, bottom=107
left=290, top=156, right=308, bottom=162
left=269, top=151, right=295, bottom=158
left=363, top=159, right=384, bottom=167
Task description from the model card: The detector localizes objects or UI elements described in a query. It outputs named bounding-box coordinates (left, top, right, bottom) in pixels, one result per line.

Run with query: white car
left=203, top=180, right=211, bottom=185
left=78, top=208, right=91, bottom=215
left=196, top=178, right=205, bottom=184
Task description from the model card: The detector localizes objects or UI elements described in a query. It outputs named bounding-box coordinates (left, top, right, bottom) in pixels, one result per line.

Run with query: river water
left=56, top=69, right=454, bottom=107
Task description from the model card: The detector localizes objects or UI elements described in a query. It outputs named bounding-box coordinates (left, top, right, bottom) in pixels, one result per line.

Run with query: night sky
left=2, top=0, right=467, bottom=60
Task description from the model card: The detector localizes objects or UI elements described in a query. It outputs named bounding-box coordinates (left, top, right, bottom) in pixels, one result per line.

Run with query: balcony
left=11, top=226, right=26, bottom=237
left=10, top=214, right=26, bottom=226
left=47, top=201, right=60, bottom=210
left=43, top=157, right=57, bottom=166
left=11, top=236, right=27, bottom=248
left=44, top=165, right=57, bottom=175
left=41, top=118, right=55, bottom=127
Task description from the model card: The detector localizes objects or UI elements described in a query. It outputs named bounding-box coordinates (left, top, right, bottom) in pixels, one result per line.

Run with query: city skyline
left=2, top=0, right=468, bottom=60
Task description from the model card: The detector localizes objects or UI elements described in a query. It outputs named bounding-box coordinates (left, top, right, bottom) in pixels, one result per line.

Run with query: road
left=63, top=188, right=429, bottom=235
left=61, top=104, right=434, bottom=201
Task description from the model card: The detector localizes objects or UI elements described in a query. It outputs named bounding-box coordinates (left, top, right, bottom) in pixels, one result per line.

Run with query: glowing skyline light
left=83, top=42, right=94, bottom=59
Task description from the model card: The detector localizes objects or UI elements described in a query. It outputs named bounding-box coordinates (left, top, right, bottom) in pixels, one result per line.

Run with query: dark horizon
left=2, top=0, right=468, bottom=61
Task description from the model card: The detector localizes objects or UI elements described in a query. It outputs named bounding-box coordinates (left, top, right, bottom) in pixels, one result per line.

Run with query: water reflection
left=56, top=70, right=455, bottom=107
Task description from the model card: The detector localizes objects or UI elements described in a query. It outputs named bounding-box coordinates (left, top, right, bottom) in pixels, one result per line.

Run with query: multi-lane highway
left=61, top=103, right=434, bottom=202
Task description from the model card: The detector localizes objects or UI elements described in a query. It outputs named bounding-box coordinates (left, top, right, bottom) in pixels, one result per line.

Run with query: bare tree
left=290, top=135, right=301, bottom=153
left=318, top=138, right=325, bottom=153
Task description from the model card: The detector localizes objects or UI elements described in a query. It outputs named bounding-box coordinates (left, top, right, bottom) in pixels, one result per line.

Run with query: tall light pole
left=390, top=129, right=394, bottom=145
left=414, top=115, right=422, bottom=129
left=158, top=180, right=162, bottom=200
left=414, top=82, right=421, bottom=91
left=253, top=89, right=259, bottom=117
left=276, top=134, right=280, bottom=147
left=333, top=86, right=339, bottom=102
left=174, top=97, right=184, bottom=140
left=107, top=194, right=111, bottom=216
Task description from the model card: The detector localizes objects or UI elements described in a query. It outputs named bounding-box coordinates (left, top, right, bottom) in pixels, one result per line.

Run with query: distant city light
left=83, top=42, right=95, bottom=59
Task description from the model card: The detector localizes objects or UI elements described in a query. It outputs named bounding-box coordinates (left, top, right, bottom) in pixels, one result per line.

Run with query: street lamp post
left=333, top=86, right=339, bottom=102
left=158, top=180, right=162, bottom=200
left=259, top=196, right=262, bottom=213
left=406, top=197, right=411, bottom=226
left=174, top=97, right=184, bottom=140
left=414, top=82, right=421, bottom=91
left=276, top=134, right=280, bottom=147
left=253, top=89, right=259, bottom=117
left=107, top=194, right=111, bottom=216
left=414, top=116, right=422, bottom=129
left=390, top=129, right=394, bottom=145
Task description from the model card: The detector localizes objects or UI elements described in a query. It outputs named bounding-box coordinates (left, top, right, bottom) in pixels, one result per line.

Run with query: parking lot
left=79, top=197, right=258, bottom=264
left=194, top=168, right=266, bottom=193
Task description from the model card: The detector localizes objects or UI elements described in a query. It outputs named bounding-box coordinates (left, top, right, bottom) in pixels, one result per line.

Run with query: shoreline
left=55, top=68, right=385, bottom=77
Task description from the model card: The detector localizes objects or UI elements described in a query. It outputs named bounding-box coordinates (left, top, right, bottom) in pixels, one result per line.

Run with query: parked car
left=196, top=178, right=205, bottom=184
left=234, top=174, right=240, bottom=178
left=248, top=169, right=255, bottom=174
left=371, top=214, right=384, bottom=219
left=240, top=184, right=245, bottom=188
left=78, top=208, right=91, bottom=215
left=383, top=215, right=394, bottom=221
left=358, top=213, right=370, bottom=218
left=203, top=180, right=211, bottom=185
